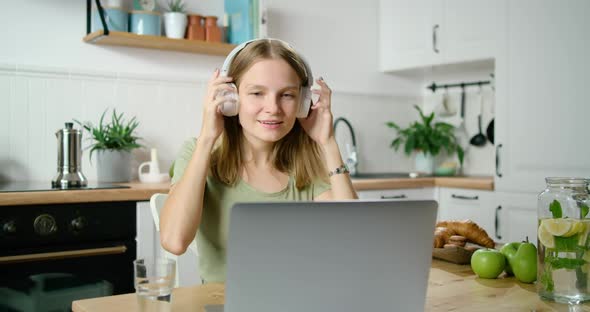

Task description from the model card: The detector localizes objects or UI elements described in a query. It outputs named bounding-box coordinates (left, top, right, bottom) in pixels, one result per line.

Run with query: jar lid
left=546, top=177, right=590, bottom=186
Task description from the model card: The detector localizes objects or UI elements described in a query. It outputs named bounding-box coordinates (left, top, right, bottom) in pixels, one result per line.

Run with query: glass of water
left=134, top=258, right=176, bottom=312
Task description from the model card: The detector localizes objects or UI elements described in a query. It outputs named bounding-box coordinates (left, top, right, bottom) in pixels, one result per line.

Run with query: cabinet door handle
left=0, top=245, right=127, bottom=264
left=451, top=194, right=479, bottom=200
left=432, top=24, right=440, bottom=53
left=496, top=143, right=503, bottom=178
left=381, top=194, right=407, bottom=199
left=495, top=205, right=502, bottom=240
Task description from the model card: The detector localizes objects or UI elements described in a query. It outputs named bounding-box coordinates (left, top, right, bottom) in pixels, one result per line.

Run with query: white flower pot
left=414, top=151, right=434, bottom=175
left=164, top=12, right=187, bottom=39
left=96, top=149, right=132, bottom=183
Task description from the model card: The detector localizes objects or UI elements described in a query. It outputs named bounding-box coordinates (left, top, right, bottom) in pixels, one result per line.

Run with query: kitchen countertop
left=0, top=176, right=493, bottom=206
left=0, top=182, right=170, bottom=206
left=351, top=176, right=493, bottom=191
left=72, top=259, right=586, bottom=312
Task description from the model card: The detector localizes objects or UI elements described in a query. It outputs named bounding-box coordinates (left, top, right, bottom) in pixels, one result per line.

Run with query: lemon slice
left=563, top=221, right=585, bottom=237
left=538, top=223, right=556, bottom=248
left=542, top=219, right=572, bottom=236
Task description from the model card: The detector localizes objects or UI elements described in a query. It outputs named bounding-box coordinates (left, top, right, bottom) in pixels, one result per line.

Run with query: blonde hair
left=210, top=39, right=328, bottom=189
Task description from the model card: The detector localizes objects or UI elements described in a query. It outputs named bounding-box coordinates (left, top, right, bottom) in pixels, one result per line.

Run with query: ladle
left=469, top=87, right=487, bottom=147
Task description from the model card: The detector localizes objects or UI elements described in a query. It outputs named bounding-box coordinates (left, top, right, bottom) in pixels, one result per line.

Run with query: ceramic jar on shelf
left=205, top=16, right=222, bottom=43
left=186, top=14, right=205, bottom=41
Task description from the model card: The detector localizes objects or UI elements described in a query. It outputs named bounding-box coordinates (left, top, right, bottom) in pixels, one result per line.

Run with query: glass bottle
left=537, top=177, right=590, bottom=304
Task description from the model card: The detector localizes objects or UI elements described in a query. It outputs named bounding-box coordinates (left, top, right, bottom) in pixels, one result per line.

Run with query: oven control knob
left=71, top=217, right=87, bottom=231
left=34, top=214, right=57, bottom=236
left=3, top=220, right=16, bottom=234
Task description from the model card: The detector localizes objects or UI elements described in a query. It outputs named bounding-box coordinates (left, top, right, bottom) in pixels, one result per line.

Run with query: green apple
left=512, top=238, right=537, bottom=283
left=500, top=242, right=522, bottom=275
left=471, top=248, right=506, bottom=279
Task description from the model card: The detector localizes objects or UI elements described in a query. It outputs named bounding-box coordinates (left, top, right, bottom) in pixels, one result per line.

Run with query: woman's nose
left=263, top=95, right=282, bottom=113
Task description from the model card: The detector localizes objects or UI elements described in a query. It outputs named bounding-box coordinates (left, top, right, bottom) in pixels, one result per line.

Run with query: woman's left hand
left=298, top=78, right=335, bottom=146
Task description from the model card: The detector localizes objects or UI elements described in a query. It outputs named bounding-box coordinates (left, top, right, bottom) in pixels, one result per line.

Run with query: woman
left=160, top=39, right=357, bottom=283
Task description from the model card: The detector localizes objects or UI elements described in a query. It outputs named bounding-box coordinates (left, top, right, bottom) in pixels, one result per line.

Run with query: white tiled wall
left=0, top=64, right=417, bottom=182
left=0, top=64, right=203, bottom=182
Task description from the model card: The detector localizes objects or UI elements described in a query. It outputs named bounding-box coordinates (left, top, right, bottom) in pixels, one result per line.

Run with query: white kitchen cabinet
left=357, top=187, right=436, bottom=201
left=379, top=0, right=506, bottom=72
left=437, top=187, right=495, bottom=238
left=378, top=0, right=441, bottom=72
left=441, top=0, right=506, bottom=65
left=136, top=201, right=202, bottom=287
left=492, top=192, right=538, bottom=245
left=494, top=0, right=590, bottom=193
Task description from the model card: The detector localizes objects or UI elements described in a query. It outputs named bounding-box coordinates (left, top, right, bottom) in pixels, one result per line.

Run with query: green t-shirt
left=171, top=138, right=331, bottom=282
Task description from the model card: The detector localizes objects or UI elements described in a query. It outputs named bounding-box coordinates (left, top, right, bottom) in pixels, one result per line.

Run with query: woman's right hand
left=199, top=69, right=235, bottom=142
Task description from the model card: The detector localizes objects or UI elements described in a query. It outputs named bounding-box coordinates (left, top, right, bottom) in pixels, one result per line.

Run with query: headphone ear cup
left=220, top=84, right=239, bottom=116
left=297, top=87, right=312, bottom=118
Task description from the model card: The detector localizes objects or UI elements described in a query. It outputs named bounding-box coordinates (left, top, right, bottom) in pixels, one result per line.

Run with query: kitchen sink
left=350, top=172, right=430, bottom=179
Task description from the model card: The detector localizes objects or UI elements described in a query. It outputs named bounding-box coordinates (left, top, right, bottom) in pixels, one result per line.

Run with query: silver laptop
left=208, top=200, right=437, bottom=312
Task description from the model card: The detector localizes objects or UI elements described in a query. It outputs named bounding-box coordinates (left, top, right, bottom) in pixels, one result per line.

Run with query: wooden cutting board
left=432, top=244, right=481, bottom=264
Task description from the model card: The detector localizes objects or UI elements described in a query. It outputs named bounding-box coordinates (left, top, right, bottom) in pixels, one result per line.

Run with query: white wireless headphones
left=219, top=38, right=314, bottom=118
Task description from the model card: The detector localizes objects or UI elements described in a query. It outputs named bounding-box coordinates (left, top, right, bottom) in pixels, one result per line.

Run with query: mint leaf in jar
left=580, top=203, right=589, bottom=219
left=550, top=200, right=563, bottom=218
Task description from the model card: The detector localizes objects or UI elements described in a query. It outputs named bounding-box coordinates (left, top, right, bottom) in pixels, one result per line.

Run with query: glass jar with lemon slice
left=538, top=177, right=590, bottom=303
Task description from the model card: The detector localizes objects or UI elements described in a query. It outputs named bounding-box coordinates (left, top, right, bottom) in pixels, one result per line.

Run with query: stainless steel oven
left=0, top=201, right=136, bottom=312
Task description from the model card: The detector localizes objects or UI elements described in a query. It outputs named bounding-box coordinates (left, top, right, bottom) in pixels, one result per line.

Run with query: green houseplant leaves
left=386, top=105, right=464, bottom=166
left=167, top=0, right=187, bottom=13
left=74, top=109, right=143, bottom=162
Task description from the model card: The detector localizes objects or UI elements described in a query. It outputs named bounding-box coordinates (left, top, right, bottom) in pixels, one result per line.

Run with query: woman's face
left=237, top=58, right=301, bottom=145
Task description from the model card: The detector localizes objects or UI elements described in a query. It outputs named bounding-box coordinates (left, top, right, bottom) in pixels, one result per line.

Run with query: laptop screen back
left=225, top=200, right=438, bottom=312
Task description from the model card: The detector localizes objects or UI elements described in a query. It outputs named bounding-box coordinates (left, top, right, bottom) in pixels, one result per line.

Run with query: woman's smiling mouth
left=258, top=120, right=283, bottom=129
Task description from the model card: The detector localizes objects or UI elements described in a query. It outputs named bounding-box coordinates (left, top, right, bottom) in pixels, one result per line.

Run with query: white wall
left=2, top=0, right=418, bottom=96
left=0, top=0, right=420, bottom=182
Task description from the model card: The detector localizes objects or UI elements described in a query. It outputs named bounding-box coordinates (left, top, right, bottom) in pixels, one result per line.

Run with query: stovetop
left=0, top=181, right=130, bottom=193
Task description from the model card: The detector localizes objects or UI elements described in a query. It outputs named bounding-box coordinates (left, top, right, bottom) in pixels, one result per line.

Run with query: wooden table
left=73, top=260, right=589, bottom=312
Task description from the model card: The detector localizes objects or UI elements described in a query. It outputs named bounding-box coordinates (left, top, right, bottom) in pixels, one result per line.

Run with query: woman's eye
left=250, top=92, right=262, bottom=96
left=282, top=93, right=295, bottom=98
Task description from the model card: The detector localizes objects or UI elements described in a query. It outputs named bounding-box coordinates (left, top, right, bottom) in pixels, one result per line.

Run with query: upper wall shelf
left=83, top=30, right=237, bottom=56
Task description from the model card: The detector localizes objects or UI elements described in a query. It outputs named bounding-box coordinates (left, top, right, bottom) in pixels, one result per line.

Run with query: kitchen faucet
left=333, top=117, right=358, bottom=176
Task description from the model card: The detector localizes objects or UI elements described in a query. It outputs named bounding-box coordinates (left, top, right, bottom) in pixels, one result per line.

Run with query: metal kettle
left=52, top=122, right=88, bottom=188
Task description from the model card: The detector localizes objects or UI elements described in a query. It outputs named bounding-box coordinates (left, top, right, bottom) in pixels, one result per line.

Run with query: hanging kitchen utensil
left=486, top=86, right=495, bottom=144
left=437, top=87, right=457, bottom=117
left=455, top=86, right=470, bottom=175
left=469, top=87, right=487, bottom=147
left=486, top=120, right=494, bottom=144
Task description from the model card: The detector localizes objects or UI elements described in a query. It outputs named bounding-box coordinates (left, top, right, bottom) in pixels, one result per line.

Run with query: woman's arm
left=316, top=137, right=357, bottom=200
left=299, top=77, right=357, bottom=201
left=160, top=69, right=234, bottom=255
left=160, top=138, right=215, bottom=255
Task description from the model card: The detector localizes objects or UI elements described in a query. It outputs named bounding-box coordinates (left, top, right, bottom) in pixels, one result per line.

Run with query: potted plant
left=75, top=109, right=143, bottom=183
left=163, top=0, right=188, bottom=39
left=386, top=105, right=464, bottom=175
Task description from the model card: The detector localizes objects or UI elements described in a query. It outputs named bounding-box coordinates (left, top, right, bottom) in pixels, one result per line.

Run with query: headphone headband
left=221, top=38, right=313, bottom=88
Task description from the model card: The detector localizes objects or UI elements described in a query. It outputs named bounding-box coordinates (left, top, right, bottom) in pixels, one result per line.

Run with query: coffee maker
left=52, top=122, right=88, bottom=188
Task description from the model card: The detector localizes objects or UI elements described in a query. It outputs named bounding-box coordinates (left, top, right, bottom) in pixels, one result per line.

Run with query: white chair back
left=149, top=193, right=199, bottom=287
